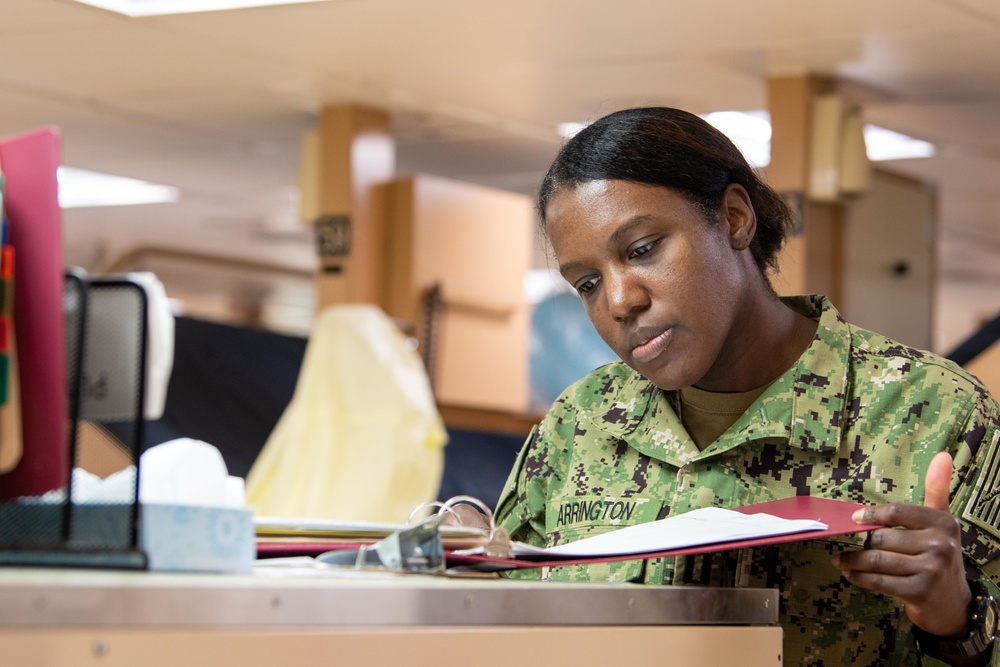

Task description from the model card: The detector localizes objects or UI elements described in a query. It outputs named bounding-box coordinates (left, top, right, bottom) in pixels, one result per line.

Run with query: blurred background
left=3, top=0, right=1000, bottom=432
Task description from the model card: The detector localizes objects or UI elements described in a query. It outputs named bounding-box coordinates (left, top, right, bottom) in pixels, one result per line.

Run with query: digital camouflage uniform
left=495, top=295, right=1000, bottom=666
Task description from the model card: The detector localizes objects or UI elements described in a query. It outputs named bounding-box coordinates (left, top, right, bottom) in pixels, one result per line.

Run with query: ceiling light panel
left=73, top=0, right=336, bottom=17
left=863, top=125, right=936, bottom=161
left=701, top=111, right=773, bottom=168
left=58, top=167, right=180, bottom=208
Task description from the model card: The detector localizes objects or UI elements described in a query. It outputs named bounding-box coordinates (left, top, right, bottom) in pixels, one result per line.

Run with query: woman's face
left=546, top=179, right=758, bottom=391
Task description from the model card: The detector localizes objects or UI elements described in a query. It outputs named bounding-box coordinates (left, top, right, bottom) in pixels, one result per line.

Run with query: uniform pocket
left=543, top=523, right=645, bottom=583
left=768, top=537, right=913, bottom=666
left=774, top=537, right=896, bottom=622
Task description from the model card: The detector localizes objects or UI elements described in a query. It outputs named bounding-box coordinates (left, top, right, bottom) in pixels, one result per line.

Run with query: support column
left=311, top=105, right=394, bottom=311
left=767, top=75, right=844, bottom=304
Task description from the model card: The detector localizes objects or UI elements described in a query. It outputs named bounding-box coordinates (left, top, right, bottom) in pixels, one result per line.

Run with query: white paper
left=510, top=507, right=827, bottom=558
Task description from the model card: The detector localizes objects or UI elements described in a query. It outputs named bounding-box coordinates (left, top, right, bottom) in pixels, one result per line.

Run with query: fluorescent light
left=863, top=125, right=935, bottom=161
left=58, top=167, right=180, bottom=208
left=73, top=0, right=335, bottom=17
left=700, top=111, right=933, bottom=163
left=556, top=110, right=937, bottom=171
left=701, top=111, right=772, bottom=168
left=557, top=112, right=775, bottom=167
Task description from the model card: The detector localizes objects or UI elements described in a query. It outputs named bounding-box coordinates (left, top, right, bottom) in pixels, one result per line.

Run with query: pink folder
left=0, top=127, right=68, bottom=499
left=448, top=496, right=882, bottom=570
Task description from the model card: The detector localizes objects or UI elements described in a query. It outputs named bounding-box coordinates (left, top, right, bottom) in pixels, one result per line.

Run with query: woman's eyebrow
left=558, top=260, right=582, bottom=279
left=609, top=215, right=655, bottom=245
left=559, top=215, right=656, bottom=278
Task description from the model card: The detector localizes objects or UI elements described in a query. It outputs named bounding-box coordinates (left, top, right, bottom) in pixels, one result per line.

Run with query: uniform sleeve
left=950, top=385, right=1000, bottom=667
left=492, top=424, right=551, bottom=581
left=494, top=424, right=544, bottom=546
left=953, top=384, right=1000, bottom=584
left=494, top=386, right=582, bottom=544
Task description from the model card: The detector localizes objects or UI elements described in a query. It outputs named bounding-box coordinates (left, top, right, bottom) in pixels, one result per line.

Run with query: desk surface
left=0, top=566, right=778, bottom=628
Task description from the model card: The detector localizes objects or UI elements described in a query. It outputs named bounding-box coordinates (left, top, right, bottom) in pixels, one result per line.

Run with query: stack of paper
left=255, top=515, right=490, bottom=558
left=254, top=497, right=879, bottom=570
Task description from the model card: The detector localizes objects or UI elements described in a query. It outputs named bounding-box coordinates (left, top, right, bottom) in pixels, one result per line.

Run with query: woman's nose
left=605, top=269, right=649, bottom=322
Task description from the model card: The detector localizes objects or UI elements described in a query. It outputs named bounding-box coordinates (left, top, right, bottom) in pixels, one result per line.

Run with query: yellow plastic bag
left=246, top=304, right=447, bottom=522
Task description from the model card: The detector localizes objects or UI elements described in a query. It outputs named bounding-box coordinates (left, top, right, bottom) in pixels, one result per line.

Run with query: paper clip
left=317, top=495, right=514, bottom=573
left=317, top=514, right=447, bottom=575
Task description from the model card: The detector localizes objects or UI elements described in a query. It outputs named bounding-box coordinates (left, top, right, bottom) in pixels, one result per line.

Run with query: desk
left=0, top=567, right=783, bottom=666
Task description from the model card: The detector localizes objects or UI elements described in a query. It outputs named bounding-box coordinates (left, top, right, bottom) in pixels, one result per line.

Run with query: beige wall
left=384, top=174, right=534, bottom=414
left=936, top=267, right=1000, bottom=357
left=841, top=169, right=936, bottom=350
left=968, top=341, right=1000, bottom=398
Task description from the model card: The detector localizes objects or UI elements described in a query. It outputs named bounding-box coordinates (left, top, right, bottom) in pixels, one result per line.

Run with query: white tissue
left=38, top=439, right=246, bottom=508
left=138, top=438, right=245, bottom=508
left=69, top=466, right=138, bottom=504
left=30, top=439, right=253, bottom=573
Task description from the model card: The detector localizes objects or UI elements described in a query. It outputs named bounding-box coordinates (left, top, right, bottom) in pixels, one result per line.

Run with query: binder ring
left=406, top=500, right=446, bottom=525
left=407, top=495, right=513, bottom=559
left=438, top=495, right=498, bottom=534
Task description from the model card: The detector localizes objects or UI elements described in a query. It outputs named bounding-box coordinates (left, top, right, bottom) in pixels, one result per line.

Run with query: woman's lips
left=631, top=328, right=672, bottom=364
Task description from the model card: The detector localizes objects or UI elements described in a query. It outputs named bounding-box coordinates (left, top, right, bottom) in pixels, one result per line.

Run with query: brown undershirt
left=679, top=383, right=770, bottom=450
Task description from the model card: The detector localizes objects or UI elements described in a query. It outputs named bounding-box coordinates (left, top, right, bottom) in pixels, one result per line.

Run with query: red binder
left=0, top=127, right=67, bottom=499
left=252, top=497, right=883, bottom=567
left=448, top=496, right=882, bottom=571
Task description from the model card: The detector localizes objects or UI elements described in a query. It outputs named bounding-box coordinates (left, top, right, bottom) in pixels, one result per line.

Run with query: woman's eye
left=629, top=239, right=659, bottom=259
left=576, top=277, right=599, bottom=294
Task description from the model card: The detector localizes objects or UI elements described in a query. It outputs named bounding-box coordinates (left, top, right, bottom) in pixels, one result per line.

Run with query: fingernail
left=831, top=554, right=840, bottom=567
left=851, top=509, right=865, bottom=523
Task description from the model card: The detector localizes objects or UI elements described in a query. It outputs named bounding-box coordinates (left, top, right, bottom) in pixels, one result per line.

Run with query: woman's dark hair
left=537, top=107, right=794, bottom=274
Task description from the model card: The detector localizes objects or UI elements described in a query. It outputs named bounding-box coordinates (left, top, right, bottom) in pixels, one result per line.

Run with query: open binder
left=446, top=496, right=881, bottom=571
left=256, top=495, right=881, bottom=573
left=0, top=127, right=66, bottom=499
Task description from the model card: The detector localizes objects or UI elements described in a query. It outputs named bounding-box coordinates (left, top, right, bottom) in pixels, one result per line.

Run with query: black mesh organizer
left=0, top=270, right=150, bottom=568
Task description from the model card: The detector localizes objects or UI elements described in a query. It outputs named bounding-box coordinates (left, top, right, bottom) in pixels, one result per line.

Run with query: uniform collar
left=580, top=294, right=851, bottom=463
left=729, top=294, right=850, bottom=455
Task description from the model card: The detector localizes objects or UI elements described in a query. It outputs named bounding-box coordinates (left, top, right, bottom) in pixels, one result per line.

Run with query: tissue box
left=0, top=502, right=254, bottom=573
left=141, top=503, right=255, bottom=573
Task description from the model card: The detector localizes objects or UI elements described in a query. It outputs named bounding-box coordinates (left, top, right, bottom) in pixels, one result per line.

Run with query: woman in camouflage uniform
left=495, top=107, right=1000, bottom=666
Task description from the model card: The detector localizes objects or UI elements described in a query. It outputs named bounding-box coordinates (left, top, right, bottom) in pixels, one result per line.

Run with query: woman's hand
left=832, top=452, right=973, bottom=641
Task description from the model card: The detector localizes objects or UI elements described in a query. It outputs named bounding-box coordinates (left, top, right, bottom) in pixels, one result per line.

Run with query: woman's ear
left=723, top=184, right=756, bottom=251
